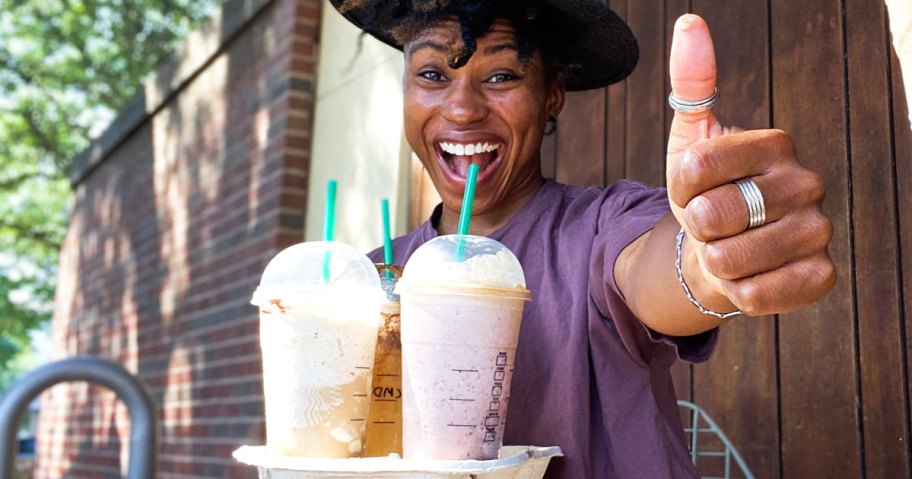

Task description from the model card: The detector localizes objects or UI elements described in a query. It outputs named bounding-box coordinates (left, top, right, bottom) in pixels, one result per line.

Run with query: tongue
left=451, top=153, right=493, bottom=177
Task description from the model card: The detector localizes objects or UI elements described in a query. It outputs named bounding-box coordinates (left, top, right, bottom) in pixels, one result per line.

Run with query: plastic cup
left=396, top=235, right=531, bottom=460
left=251, top=241, right=384, bottom=457
left=364, top=264, right=404, bottom=457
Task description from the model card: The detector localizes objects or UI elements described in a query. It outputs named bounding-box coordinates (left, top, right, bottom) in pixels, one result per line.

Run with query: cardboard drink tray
left=232, top=445, right=562, bottom=479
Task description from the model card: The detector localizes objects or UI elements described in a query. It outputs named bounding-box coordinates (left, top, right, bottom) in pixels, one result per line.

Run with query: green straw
left=381, top=198, right=394, bottom=280
left=454, top=164, right=480, bottom=260
left=322, top=180, right=337, bottom=283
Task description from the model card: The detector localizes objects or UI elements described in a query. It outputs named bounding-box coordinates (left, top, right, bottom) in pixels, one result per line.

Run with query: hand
left=665, top=14, right=836, bottom=316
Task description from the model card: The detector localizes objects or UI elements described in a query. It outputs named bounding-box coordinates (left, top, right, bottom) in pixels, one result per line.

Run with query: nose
left=442, top=77, right=489, bottom=126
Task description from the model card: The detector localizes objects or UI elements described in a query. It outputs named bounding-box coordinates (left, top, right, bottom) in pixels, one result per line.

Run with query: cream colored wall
left=886, top=0, right=912, bottom=126
left=306, top=0, right=410, bottom=252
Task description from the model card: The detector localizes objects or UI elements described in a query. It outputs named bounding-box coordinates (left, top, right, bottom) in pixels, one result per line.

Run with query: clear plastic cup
left=396, top=235, right=531, bottom=460
left=364, top=264, right=404, bottom=457
left=251, top=241, right=384, bottom=457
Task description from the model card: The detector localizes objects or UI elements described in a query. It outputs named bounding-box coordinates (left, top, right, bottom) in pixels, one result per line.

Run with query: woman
left=333, top=1, right=835, bottom=477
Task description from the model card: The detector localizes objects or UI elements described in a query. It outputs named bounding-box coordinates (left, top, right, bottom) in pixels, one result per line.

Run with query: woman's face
left=403, top=19, right=565, bottom=218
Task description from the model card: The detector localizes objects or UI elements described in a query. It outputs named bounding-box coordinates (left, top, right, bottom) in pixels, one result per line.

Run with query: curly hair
left=338, top=0, right=576, bottom=80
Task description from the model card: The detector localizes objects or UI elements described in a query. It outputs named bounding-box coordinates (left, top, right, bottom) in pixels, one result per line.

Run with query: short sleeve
left=588, top=180, right=718, bottom=366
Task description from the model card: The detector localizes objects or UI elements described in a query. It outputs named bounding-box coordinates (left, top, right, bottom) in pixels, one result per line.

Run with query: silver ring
left=735, top=178, right=766, bottom=229
left=668, top=87, right=719, bottom=114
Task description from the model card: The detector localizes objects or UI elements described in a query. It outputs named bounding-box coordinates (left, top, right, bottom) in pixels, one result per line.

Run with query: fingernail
left=678, top=14, right=694, bottom=31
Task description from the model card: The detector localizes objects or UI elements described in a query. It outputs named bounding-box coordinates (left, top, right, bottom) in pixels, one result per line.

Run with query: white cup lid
left=398, top=235, right=527, bottom=293
left=251, top=241, right=380, bottom=306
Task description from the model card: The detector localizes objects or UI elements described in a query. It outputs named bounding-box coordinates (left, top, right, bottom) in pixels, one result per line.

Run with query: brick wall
left=34, top=0, right=321, bottom=477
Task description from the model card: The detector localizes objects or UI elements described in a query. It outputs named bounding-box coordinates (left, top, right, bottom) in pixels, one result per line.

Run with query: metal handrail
left=677, top=400, right=754, bottom=479
left=0, top=356, right=159, bottom=479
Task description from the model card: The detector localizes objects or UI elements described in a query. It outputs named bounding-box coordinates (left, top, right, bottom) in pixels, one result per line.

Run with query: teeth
left=439, top=142, right=500, bottom=156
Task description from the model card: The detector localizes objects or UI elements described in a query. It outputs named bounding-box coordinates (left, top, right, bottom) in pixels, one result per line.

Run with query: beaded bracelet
left=675, top=227, right=743, bottom=319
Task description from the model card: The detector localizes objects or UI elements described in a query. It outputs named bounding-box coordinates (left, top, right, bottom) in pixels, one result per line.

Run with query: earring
left=544, top=115, right=557, bottom=135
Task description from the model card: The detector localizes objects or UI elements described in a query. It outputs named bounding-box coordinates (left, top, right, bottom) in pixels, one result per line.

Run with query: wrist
left=676, top=228, right=742, bottom=319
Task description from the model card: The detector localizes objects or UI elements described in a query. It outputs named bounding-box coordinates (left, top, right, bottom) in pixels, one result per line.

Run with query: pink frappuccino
left=397, top=235, right=530, bottom=460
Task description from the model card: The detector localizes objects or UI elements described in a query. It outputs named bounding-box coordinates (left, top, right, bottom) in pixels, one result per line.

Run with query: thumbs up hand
left=664, top=14, right=835, bottom=316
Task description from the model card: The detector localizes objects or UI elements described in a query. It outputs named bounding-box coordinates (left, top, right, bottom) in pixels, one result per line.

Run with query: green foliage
left=0, top=0, right=220, bottom=390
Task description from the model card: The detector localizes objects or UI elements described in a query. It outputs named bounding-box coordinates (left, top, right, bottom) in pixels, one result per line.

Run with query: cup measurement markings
left=484, top=352, right=508, bottom=443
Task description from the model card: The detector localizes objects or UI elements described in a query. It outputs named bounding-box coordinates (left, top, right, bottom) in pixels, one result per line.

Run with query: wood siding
left=409, top=1, right=911, bottom=477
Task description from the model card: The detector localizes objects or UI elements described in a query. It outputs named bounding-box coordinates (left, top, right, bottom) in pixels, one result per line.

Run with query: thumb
left=667, top=14, right=722, bottom=160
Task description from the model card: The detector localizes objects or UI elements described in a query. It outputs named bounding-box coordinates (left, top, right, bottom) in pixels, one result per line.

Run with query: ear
left=546, top=80, right=566, bottom=118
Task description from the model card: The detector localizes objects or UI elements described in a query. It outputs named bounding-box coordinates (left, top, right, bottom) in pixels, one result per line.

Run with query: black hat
left=329, top=0, right=638, bottom=91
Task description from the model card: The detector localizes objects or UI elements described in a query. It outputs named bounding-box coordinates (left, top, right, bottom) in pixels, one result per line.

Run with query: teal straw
left=381, top=198, right=394, bottom=280
left=322, top=180, right=337, bottom=283
left=454, top=164, right=480, bottom=260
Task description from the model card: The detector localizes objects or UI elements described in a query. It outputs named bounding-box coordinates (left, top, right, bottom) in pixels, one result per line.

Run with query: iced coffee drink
left=364, top=264, right=404, bottom=457
left=396, top=235, right=530, bottom=460
left=252, top=241, right=383, bottom=457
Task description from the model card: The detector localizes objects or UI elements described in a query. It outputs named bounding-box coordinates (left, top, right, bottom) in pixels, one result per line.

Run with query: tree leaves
left=0, top=0, right=220, bottom=389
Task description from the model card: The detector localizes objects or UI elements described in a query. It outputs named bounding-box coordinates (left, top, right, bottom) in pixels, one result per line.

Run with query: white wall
left=886, top=0, right=912, bottom=127
left=306, top=0, right=411, bottom=253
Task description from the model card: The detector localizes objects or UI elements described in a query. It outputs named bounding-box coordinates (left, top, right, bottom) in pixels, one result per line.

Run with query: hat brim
left=329, top=0, right=638, bottom=91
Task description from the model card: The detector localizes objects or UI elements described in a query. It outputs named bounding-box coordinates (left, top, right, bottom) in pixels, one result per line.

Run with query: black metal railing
left=0, top=356, right=159, bottom=479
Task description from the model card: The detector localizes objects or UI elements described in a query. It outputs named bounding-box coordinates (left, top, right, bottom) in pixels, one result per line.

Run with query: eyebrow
left=483, top=43, right=519, bottom=55
left=407, top=40, right=520, bottom=58
left=406, top=40, right=448, bottom=56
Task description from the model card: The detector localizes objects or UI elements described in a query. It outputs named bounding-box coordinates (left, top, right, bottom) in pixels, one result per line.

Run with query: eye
left=418, top=70, right=446, bottom=82
left=485, top=72, right=520, bottom=84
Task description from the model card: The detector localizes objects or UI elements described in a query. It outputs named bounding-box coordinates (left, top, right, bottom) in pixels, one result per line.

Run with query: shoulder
left=546, top=179, right=667, bottom=222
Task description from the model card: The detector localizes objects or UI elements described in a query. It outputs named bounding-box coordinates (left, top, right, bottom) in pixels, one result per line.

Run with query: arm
left=614, top=15, right=835, bottom=337
left=616, top=213, right=731, bottom=337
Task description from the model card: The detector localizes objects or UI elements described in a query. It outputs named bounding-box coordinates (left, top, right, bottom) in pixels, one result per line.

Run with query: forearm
left=615, top=213, right=737, bottom=337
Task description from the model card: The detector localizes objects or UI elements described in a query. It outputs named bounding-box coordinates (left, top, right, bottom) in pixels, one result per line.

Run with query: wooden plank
left=686, top=2, right=780, bottom=479
left=846, top=1, right=910, bottom=477
left=554, top=88, right=606, bottom=186
left=540, top=124, right=557, bottom=179
left=624, top=0, right=666, bottom=187
left=892, top=29, right=912, bottom=479
left=626, top=0, right=682, bottom=402
left=663, top=0, right=688, bottom=143
left=605, top=0, right=628, bottom=186
left=771, top=0, right=861, bottom=477
left=663, top=0, right=694, bottom=407
left=606, top=80, right=626, bottom=185
left=622, top=0, right=692, bottom=404
left=408, top=155, right=425, bottom=230
left=408, top=155, right=440, bottom=230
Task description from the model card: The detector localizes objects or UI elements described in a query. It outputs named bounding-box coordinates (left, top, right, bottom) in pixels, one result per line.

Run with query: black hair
left=339, top=0, right=575, bottom=81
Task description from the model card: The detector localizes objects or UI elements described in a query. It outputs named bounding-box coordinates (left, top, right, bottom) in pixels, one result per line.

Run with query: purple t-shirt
left=369, top=179, right=717, bottom=478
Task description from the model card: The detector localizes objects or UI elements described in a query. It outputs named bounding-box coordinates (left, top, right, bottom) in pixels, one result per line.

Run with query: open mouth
left=436, top=141, right=503, bottom=179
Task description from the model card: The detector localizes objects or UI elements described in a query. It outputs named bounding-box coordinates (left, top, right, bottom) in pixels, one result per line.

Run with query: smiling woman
left=330, top=1, right=837, bottom=478
left=402, top=20, right=564, bottom=235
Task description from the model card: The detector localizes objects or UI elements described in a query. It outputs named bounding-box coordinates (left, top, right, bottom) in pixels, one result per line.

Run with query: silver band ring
left=735, top=178, right=766, bottom=229
left=668, top=87, right=719, bottom=114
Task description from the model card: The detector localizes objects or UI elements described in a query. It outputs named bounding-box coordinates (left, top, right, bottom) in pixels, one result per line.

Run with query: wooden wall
left=409, top=1, right=911, bottom=477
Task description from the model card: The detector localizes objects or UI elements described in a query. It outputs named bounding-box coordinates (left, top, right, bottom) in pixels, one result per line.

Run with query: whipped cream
left=399, top=235, right=527, bottom=291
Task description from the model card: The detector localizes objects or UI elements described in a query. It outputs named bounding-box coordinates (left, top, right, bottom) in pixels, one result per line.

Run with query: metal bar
left=0, top=356, right=159, bottom=479
left=677, top=400, right=755, bottom=479
left=690, top=404, right=700, bottom=464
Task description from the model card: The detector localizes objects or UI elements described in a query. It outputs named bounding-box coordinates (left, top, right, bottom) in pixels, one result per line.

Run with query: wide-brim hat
left=329, top=0, right=638, bottom=91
